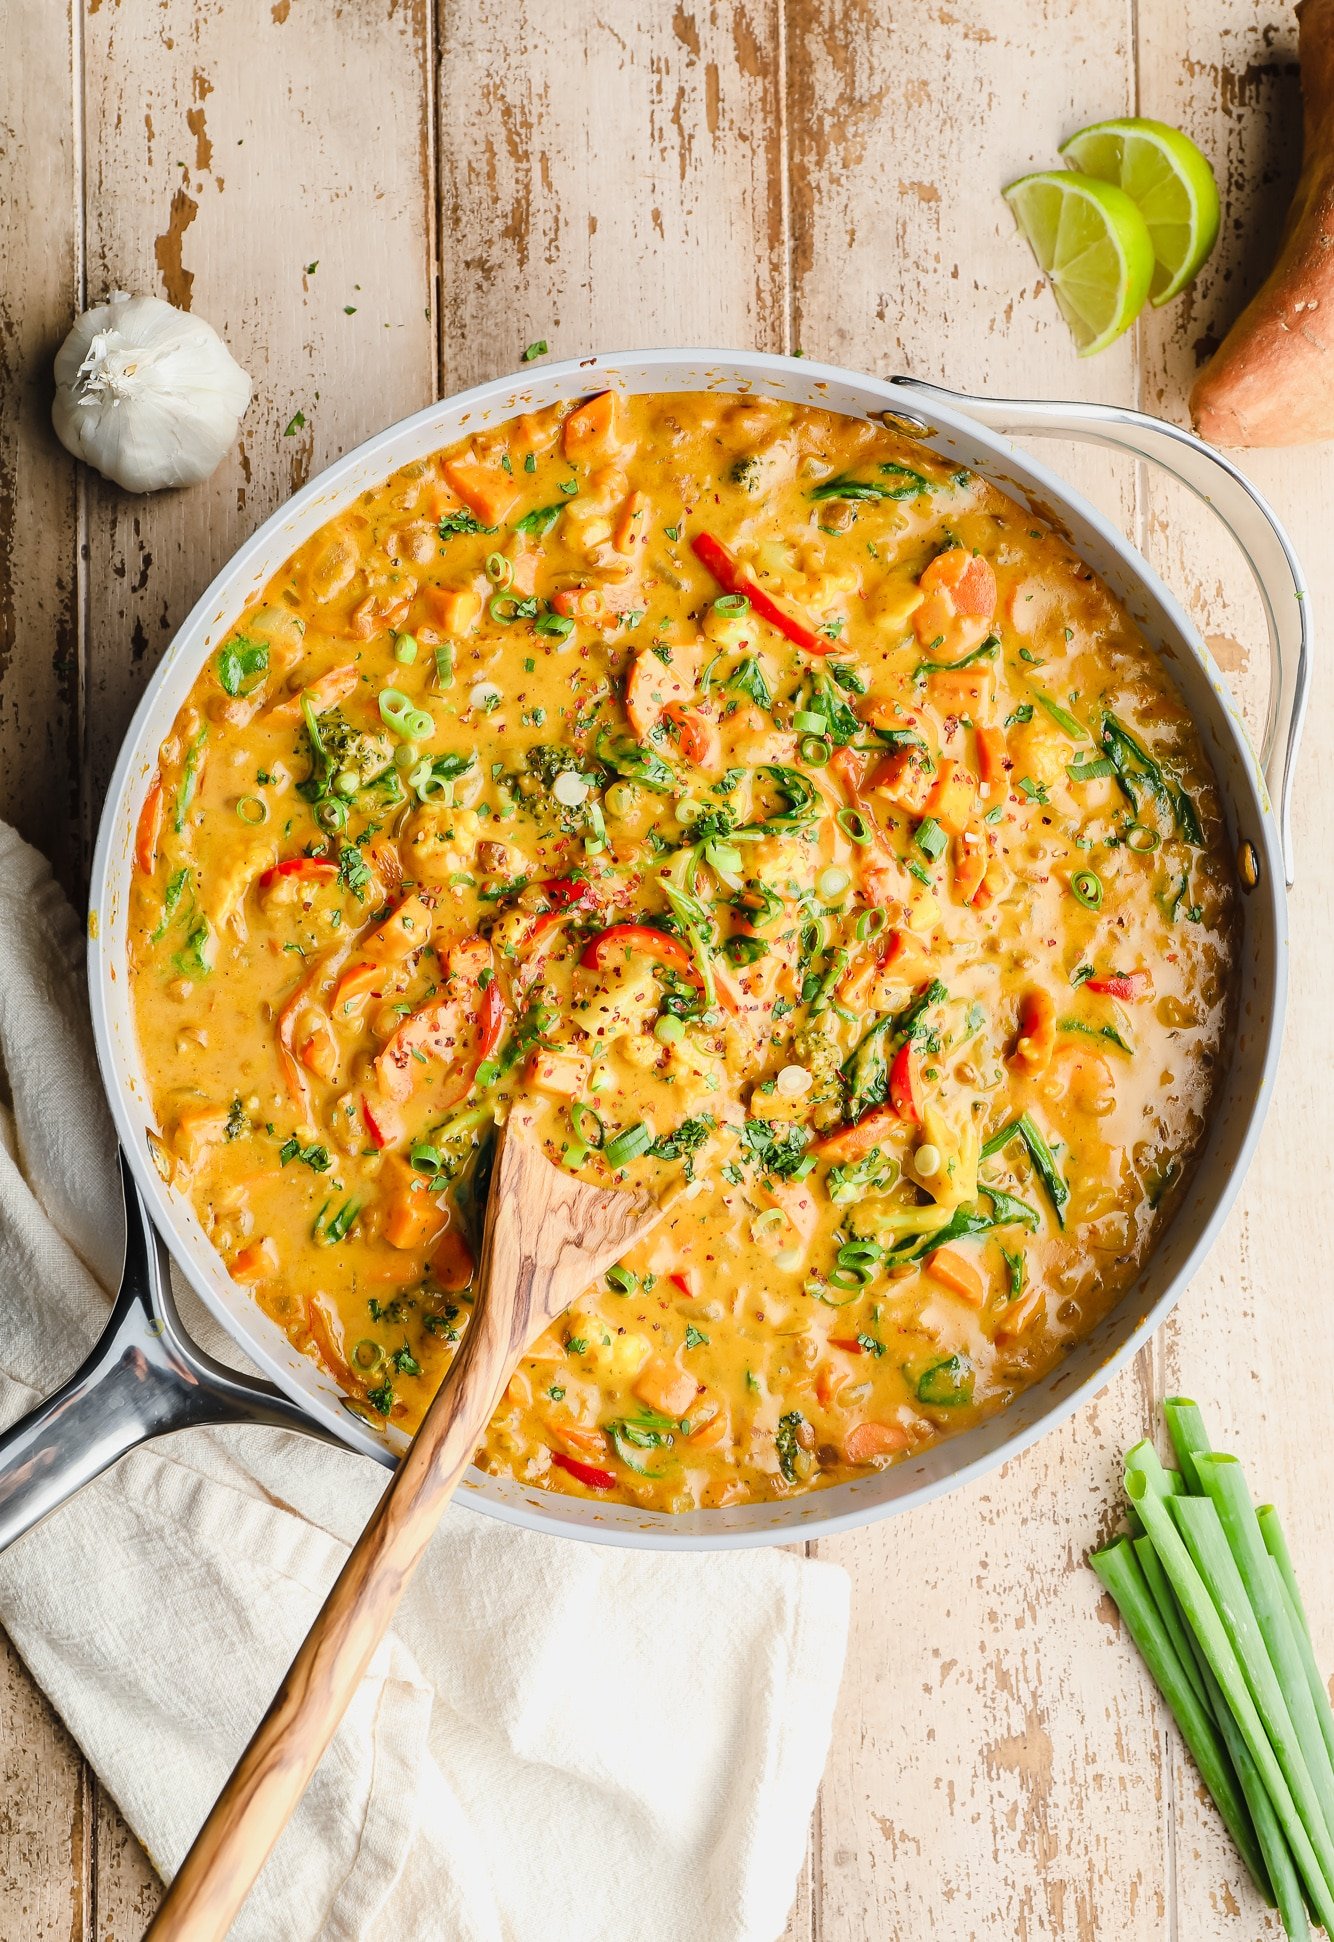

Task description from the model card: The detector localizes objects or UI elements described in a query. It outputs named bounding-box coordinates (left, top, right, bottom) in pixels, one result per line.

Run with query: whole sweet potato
left=1191, top=0, right=1334, bottom=446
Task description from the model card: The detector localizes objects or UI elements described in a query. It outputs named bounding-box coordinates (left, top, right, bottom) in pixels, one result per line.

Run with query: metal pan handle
left=0, top=1156, right=345, bottom=1553
left=890, top=378, right=1311, bottom=887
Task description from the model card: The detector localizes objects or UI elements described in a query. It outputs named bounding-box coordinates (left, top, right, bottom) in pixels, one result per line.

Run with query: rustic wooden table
left=1, top=1, right=1328, bottom=1935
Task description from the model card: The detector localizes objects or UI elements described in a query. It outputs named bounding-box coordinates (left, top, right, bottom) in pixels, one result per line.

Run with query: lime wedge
left=1002, top=170, right=1154, bottom=356
left=1060, top=117, right=1219, bottom=305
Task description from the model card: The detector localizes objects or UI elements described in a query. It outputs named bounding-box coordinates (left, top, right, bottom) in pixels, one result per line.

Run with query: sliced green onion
left=837, top=806, right=874, bottom=846
left=835, top=1239, right=882, bottom=1282
left=605, top=1121, right=653, bottom=1168
left=605, top=1265, right=638, bottom=1295
left=713, top=593, right=750, bottom=616
left=393, top=632, right=419, bottom=664
left=352, top=1339, right=385, bottom=1373
left=805, top=1277, right=860, bottom=1308
left=236, top=795, right=267, bottom=825
left=1071, top=869, right=1103, bottom=910
left=915, top=817, right=947, bottom=863
left=1125, top=822, right=1161, bottom=852
left=799, top=734, right=831, bottom=766
left=855, top=907, right=887, bottom=942
left=817, top=865, right=850, bottom=902
left=488, top=592, right=536, bottom=625
left=562, top=1141, right=589, bottom=1170
left=794, top=708, right=827, bottom=734
left=433, top=644, right=455, bottom=689
left=317, top=798, right=348, bottom=832
left=485, top=552, right=512, bottom=588
left=799, top=914, right=827, bottom=959
left=570, top=1101, right=605, bottom=1149
left=379, top=688, right=435, bottom=741
left=1031, top=688, right=1089, bottom=742
left=1067, top=754, right=1115, bottom=784
left=654, top=1013, right=686, bottom=1044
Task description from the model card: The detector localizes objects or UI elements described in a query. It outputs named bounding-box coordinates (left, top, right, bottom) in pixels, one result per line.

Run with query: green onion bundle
left=1091, top=1400, right=1334, bottom=1938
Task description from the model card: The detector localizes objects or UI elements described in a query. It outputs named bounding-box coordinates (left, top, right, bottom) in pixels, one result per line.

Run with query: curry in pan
left=129, top=390, right=1235, bottom=1509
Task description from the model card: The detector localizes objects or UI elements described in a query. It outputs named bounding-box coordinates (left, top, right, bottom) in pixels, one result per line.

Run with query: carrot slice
left=1009, top=987, right=1056, bottom=1076
left=633, top=1356, right=698, bottom=1418
left=663, top=703, right=720, bottom=768
left=441, top=457, right=519, bottom=526
left=975, top=724, right=1009, bottom=790
left=135, top=775, right=164, bottom=876
left=265, top=663, right=358, bottom=721
left=844, top=1420, right=914, bottom=1464
left=430, top=1224, right=476, bottom=1292
left=924, top=1246, right=984, bottom=1307
left=563, top=390, right=626, bottom=462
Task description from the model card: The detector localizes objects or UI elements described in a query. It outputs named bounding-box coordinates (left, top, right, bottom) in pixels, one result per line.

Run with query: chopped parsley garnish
left=279, top=1137, right=332, bottom=1172
left=742, top=1118, right=812, bottom=1180
left=366, top=1377, right=394, bottom=1415
left=337, top=843, right=371, bottom=899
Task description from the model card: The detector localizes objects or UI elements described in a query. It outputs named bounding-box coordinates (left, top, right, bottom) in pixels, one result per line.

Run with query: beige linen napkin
left=0, top=823, right=850, bottom=1942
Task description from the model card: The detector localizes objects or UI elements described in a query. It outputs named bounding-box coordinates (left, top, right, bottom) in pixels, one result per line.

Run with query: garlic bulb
left=52, top=292, right=251, bottom=493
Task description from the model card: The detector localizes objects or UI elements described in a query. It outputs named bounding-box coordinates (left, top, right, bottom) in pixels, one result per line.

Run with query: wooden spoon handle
left=145, top=1284, right=517, bottom=1942
left=146, top=1125, right=660, bottom=1942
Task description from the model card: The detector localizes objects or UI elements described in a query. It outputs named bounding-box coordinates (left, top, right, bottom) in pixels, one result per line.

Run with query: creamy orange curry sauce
left=129, top=390, right=1235, bottom=1510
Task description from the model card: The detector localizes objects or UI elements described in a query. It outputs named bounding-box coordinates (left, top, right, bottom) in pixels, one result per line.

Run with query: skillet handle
left=0, top=1155, right=346, bottom=1552
left=889, top=379, right=1312, bottom=888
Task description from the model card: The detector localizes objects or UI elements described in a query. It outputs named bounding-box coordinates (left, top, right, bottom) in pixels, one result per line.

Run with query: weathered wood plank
left=0, top=4, right=94, bottom=1938
left=0, top=0, right=82, bottom=892
left=63, top=1, right=438, bottom=1932
left=1137, top=6, right=1323, bottom=1937
left=785, top=5, right=1184, bottom=1937
left=436, top=0, right=789, bottom=392
left=78, top=0, right=439, bottom=848
left=92, top=1787, right=161, bottom=1940
left=0, top=1631, right=89, bottom=1942
left=5, top=3, right=1330, bottom=1938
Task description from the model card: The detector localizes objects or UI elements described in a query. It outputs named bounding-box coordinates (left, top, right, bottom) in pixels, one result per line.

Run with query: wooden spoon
left=146, top=1119, right=661, bottom=1942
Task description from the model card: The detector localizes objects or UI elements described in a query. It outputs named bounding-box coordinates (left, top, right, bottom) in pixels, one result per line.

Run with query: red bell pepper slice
left=475, top=977, right=505, bottom=1063
left=550, top=1450, right=617, bottom=1491
left=259, top=856, right=339, bottom=890
left=135, top=775, right=164, bottom=876
left=581, top=922, right=739, bottom=1015
left=1085, top=972, right=1150, bottom=1000
left=581, top=923, right=699, bottom=982
left=361, top=1093, right=404, bottom=1150
left=668, top=1269, right=695, bottom=1297
left=889, top=1040, right=920, bottom=1122
left=539, top=875, right=596, bottom=911
left=691, top=531, right=831, bottom=656
left=516, top=878, right=596, bottom=956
